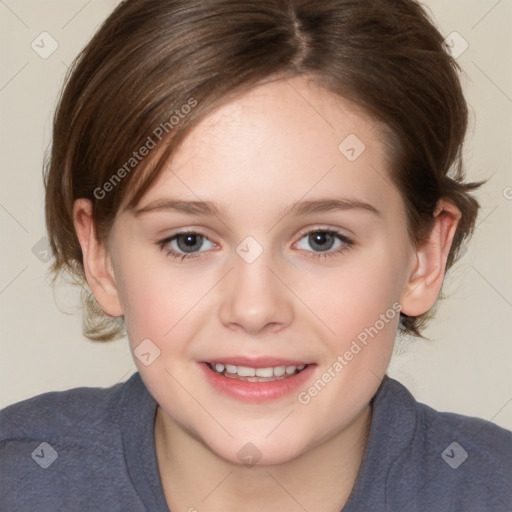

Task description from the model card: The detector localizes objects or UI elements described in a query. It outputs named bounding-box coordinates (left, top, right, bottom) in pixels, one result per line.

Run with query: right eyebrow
left=133, top=200, right=224, bottom=217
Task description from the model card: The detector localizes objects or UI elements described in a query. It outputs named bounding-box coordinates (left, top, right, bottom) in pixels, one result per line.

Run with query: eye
left=158, top=228, right=353, bottom=262
left=158, top=231, right=215, bottom=261
left=294, top=229, right=353, bottom=259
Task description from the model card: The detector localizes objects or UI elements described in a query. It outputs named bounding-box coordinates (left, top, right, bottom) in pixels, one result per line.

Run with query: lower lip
left=198, top=362, right=316, bottom=402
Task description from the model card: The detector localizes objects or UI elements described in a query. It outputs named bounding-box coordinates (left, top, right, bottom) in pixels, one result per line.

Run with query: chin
left=205, top=431, right=310, bottom=467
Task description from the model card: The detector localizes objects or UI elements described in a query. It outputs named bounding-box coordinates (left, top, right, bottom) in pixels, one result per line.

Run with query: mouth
left=205, top=361, right=309, bottom=382
left=199, top=358, right=316, bottom=402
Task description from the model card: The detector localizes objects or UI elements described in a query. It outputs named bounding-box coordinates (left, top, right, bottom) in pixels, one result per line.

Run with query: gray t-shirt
left=1, top=373, right=511, bottom=511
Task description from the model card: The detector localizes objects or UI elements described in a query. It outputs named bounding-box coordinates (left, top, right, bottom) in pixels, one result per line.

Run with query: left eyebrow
left=279, top=197, right=381, bottom=218
left=133, top=197, right=381, bottom=219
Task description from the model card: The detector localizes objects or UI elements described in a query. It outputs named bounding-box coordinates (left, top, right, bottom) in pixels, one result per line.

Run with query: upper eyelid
left=161, top=229, right=214, bottom=241
left=296, top=226, right=351, bottom=238
left=292, top=229, right=352, bottom=249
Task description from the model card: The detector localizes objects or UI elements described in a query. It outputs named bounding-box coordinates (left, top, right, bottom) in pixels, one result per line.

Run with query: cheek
left=292, top=256, right=404, bottom=437
left=113, top=253, right=177, bottom=346
left=298, top=247, right=407, bottom=339
left=115, top=254, right=221, bottom=354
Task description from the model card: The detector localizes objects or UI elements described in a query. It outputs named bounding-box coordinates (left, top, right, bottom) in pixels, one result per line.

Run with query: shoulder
left=0, top=375, right=134, bottom=453
left=0, top=373, right=149, bottom=511
left=1, top=379, right=125, bottom=440
left=417, top=396, right=512, bottom=468
left=382, top=377, right=512, bottom=511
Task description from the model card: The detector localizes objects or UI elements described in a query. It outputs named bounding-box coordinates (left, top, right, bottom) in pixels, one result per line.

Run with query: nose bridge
left=218, top=246, right=294, bottom=333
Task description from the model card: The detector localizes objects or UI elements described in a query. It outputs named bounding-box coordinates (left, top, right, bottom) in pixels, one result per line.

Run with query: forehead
left=135, top=76, right=400, bottom=218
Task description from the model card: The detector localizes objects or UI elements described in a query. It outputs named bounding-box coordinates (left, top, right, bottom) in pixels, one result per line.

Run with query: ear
left=73, top=199, right=123, bottom=317
left=400, top=199, right=461, bottom=316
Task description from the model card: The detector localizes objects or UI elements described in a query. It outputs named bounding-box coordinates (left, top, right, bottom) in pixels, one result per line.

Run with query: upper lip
left=202, top=356, right=313, bottom=368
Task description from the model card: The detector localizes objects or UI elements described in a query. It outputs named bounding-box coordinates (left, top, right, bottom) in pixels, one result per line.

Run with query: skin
left=74, top=76, right=460, bottom=512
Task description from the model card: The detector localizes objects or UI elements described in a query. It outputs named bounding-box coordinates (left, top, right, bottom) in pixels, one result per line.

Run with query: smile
left=206, top=362, right=307, bottom=381
left=199, top=359, right=316, bottom=402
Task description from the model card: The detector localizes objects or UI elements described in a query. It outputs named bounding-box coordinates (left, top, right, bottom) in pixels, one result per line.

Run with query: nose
left=217, top=252, right=294, bottom=335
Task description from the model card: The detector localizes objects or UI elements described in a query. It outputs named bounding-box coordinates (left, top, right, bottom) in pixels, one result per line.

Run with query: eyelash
left=157, top=228, right=354, bottom=262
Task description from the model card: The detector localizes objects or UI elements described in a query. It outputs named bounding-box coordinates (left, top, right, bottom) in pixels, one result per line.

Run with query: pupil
left=309, top=232, right=334, bottom=251
left=178, top=234, right=202, bottom=252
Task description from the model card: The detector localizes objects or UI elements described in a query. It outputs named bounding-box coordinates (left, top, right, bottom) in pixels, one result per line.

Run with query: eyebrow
left=133, top=197, right=381, bottom=218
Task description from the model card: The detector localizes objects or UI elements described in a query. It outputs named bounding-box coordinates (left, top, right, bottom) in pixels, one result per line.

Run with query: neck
left=154, top=404, right=372, bottom=512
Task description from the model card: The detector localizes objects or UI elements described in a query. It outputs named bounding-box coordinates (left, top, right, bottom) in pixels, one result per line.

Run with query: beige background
left=1, top=0, right=511, bottom=430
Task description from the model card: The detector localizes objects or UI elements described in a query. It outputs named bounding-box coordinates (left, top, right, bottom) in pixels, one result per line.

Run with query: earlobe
left=73, top=199, right=123, bottom=317
left=400, top=199, right=461, bottom=317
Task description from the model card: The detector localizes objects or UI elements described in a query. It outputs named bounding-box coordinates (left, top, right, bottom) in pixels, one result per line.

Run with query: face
left=107, top=76, right=416, bottom=464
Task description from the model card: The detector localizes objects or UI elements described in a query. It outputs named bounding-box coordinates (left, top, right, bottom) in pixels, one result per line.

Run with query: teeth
left=273, top=366, right=286, bottom=376
left=237, top=366, right=256, bottom=377
left=210, top=362, right=307, bottom=378
left=255, top=367, right=273, bottom=378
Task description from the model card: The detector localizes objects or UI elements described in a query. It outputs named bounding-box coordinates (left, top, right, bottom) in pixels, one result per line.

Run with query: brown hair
left=44, top=0, right=483, bottom=341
